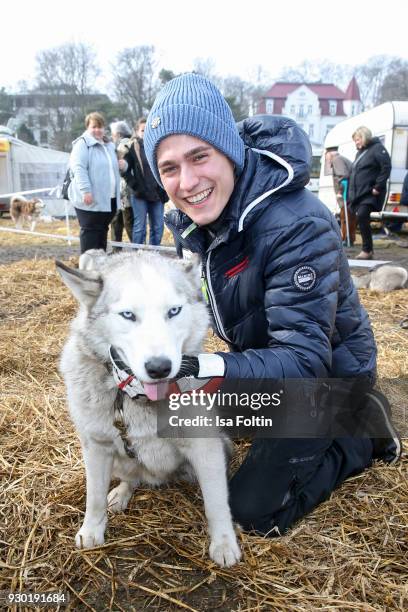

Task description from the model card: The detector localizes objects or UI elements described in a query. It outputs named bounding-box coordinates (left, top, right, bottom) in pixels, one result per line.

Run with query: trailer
left=0, top=126, right=70, bottom=217
left=318, top=101, right=408, bottom=222
left=305, top=145, right=323, bottom=195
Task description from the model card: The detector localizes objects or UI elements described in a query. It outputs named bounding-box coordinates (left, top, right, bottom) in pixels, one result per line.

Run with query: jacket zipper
left=205, top=251, right=231, bottom=343
left=166, top=215, right=231, bottom=342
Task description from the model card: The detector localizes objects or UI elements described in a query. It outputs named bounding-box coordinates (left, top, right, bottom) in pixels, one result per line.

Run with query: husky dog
left=57, top=250, right=241, bottom=567
left=10, top=195, right=45, bottom=231
left=352, top=264, right=408, bottom=292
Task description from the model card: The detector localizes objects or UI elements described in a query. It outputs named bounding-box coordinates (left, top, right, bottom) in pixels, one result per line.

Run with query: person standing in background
left=347, top=127, right=391, bottom=260
left=123, top=118, right=167, bottom=246
left=68, top=112, right=123, bottom=254
left=325, top=148, right=355, bottom=245
left=109, top=121, right=134, bottom=248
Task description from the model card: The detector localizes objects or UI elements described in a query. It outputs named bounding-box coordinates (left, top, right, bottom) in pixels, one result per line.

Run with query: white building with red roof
left=258, top=77, right=362, bottom=148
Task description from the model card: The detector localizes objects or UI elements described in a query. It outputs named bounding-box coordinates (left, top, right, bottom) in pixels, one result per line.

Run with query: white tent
left=0, top=128, right=73, bottom=216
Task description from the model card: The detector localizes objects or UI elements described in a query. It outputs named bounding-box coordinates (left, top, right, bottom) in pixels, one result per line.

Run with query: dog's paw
left=107, top=482, right=133, bottom=513
left=75, top=525, right=105, bottom=549
left=209, top=533, right=242, bottom=567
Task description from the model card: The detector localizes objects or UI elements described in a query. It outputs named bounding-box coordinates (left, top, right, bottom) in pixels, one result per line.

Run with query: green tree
left=17, top=123, right=37, bottom=145
left=159, top=69, right=177, bottom=85
left=60, top=97, right=130, bottom=148
left=0, top=87, right=13, bottom=124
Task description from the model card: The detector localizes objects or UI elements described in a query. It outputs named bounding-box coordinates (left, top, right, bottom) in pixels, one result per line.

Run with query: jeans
left=75, top=199, right=116, bottom=254
left=130, top=195, right=164, bottom=245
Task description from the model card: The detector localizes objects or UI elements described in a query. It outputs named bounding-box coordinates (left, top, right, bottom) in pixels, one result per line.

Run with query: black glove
left=175, top=355, right=200, bottom=378
left=175, top=354, right=225, bottom=380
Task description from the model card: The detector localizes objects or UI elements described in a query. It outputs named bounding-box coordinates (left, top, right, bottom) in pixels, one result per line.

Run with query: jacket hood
left=366, top=136, right=381, bottom=148
left=166, top=114, right=312, bottom=245
left=237, top=114, right=311, bottom=193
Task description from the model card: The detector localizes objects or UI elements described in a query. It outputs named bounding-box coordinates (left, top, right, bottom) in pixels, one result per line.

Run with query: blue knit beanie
left=144, top=73, right=245, bottom=185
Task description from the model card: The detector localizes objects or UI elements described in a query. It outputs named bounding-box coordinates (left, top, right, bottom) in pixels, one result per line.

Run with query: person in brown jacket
left=325, top=148, right=356, bottom=245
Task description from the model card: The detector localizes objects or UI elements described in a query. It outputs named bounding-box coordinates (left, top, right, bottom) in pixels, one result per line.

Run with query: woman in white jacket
left=69, top=112, right=122, bottom=253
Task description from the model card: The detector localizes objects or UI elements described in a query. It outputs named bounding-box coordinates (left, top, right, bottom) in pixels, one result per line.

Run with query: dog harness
left=108, top=346, right=222, bottom=459
left=109, top=346, right=145, bottom=398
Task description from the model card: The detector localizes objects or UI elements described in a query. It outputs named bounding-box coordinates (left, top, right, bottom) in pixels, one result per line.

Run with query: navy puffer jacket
left=165, top=115, right=377, bottom=381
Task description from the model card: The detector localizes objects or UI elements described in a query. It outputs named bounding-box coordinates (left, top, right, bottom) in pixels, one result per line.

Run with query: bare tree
left=36, top=42, right=100, bottom=97
left=192, top=57, right=219, bottom=82
left=34, top=42, right=101, bottom=150
left=221, top=76, right=253, bottom=120
left=377, top=59, right=408, bottom=104
left=278, top=59, right=353, bottom=89
left=111, top=46, right=159, bottom=120
left=354, top=55, right=404, bottom=109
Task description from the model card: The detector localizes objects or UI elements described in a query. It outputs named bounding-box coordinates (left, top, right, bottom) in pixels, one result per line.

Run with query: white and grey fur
left=352, top=264, right=408, bottom=292
left=57, top=250, right=241, bottom=567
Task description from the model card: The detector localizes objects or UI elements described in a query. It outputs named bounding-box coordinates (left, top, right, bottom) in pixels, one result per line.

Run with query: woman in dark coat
left=348, top=126, right=391, bottom=259
left=122, top=118, right=168, bottom=246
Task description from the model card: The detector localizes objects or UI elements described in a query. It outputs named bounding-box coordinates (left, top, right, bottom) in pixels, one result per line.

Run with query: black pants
left=354, top=203, right=373, bottom=253
left=75, top=199, right=116, bottom=254
left=110, top=207, right=134, bottom=244
left=229, top=436, right=373, bottom=535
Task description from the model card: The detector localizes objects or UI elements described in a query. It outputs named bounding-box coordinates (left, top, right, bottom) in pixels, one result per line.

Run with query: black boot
left=363, top=390, right=402, bottom=465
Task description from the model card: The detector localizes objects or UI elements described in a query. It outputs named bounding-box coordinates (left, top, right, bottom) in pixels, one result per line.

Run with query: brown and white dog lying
left=10, top=195, right=45, bottom=232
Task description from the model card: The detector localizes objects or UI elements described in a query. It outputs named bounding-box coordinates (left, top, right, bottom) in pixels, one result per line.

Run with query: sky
left=3, top=0, right=408, bottom=92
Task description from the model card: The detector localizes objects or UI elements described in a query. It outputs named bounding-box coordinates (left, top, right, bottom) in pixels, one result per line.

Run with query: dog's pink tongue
left=143, top=381, right=169, bottom=401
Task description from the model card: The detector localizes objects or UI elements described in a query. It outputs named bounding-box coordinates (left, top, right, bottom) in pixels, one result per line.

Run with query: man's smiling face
left=157, top=134, right=235, bottom=226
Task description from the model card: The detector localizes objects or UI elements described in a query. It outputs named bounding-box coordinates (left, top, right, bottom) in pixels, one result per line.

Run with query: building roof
left=344, top=76, right=361, bottom=101
left=262, top=81, right=346, bottom=100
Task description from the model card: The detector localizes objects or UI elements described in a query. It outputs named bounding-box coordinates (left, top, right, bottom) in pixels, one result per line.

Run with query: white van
left=318, top=101, right=408, bottom=221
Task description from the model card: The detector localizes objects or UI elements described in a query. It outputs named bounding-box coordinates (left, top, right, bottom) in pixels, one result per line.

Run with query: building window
left=329, top=101, right=337, bottom=116
left=299, top=105, right=304, bottom=118
left=40, top=130, right=48, bottom=144
left=265, top=99, right=274, bottom=114
left=326, top=125, right=335, bottom=136
left=308, top=124, right=314, bottom=138
left=308, top=105, right=313, bottom=115
left=39, top=115, right=47, bottom=127
left=27, top=115, right=34, bottom=127
left=290, top=105, right=295, bottom=114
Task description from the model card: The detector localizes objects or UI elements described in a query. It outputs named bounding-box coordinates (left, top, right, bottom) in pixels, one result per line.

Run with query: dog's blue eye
left=119, top=311, right=136, bottom=321
left=168, top=306, right=182, bottom=319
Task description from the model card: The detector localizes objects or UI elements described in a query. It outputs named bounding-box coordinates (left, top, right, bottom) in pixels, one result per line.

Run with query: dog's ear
left=179, top=253, right=202, bottom=291
left=56, top=260, right=102, bottom=307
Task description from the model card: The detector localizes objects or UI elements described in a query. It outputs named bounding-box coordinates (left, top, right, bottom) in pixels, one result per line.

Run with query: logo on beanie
left=293, top=265, right=317, bottom=292
left=151, top=117, right=161, bottom=128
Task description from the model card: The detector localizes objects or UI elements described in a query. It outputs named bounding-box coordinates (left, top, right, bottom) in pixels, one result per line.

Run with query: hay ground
left=0, top=222, right=407, bottom=611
